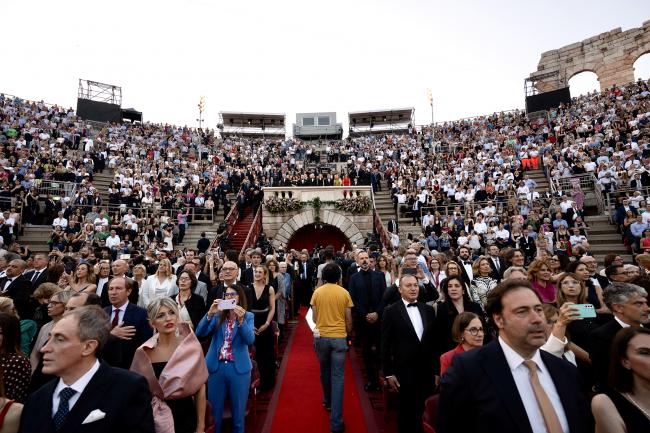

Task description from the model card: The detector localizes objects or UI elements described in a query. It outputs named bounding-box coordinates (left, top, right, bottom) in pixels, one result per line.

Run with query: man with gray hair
left=19, top=306, right=155, bottom=433
left=589, top=282, right=649, bottom=391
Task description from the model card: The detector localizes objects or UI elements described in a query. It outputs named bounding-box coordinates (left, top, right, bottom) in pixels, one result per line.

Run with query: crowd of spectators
left=0, top=76, right=649, bottom=432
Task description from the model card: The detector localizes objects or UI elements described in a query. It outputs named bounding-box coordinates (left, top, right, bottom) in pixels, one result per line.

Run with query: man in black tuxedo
left=517, top=228, right=537, bottom=264
left=19, top=306, right=154, bottom=433
left=454, top=246, right=474, bottom=286
left=1, top=259, right=36, bottom=320
left=438, top=279, right=591, bottom=433
left=486, top=245, right=506, bottom=282
left=295, top=251, right=315, bottom=315
left=103, top=277, right=152, bottom=369
left=381, top=274, right=437, bottom=433
left=95, top=261, right=111, bottom=307
left=589, top=282, right=649, bottom=392
left=348, top=251, right=387, bottom=391
left=240, top=249, right=262, bottom=287
left=25, top=253, right=49, bottom=290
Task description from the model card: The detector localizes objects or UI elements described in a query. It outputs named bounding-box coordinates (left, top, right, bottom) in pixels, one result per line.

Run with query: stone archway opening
left=569, top=71, right=600, bottom=98
left=287, top=224, right=351, bottom=252
left=634, top=52, right=650, bottom=81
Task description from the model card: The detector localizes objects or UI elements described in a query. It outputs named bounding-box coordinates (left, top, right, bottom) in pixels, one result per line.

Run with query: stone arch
left=567, top=70, right=601, bottom=97
left=271, top=209, right=365, bottom=250
left=529, top=21, right=650, bottom=93
left=633, top=50, right=650, bottom=80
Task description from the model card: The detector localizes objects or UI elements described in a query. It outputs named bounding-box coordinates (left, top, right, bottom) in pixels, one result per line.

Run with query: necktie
left=494, top=259, right=500, bottom=271
left=53, top=387, right=77, bottom=431
left=522, top=360, right=563, bottom=433
left=111, top=309, right=120, bottom=328
left=407, top=302, right=418, bottom=308
left=32, top=270, right=41, bottom=282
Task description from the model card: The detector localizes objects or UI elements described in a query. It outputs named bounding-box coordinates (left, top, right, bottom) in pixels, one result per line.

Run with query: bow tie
left=407, top=302, right=418, bottom=308
left=463, top=261, right=472, bottom=265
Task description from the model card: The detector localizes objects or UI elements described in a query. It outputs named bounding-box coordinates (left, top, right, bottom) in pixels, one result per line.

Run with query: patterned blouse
left=0, top=353, right=31, bottom=403
left=219, top=317, right=236, bottom=362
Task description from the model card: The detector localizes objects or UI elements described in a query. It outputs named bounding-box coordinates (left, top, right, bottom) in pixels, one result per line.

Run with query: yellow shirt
left=310, top=283, right=353, bottom=338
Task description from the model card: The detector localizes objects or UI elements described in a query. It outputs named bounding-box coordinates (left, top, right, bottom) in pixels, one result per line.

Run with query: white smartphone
left=218, top=299, right=237, bottom=310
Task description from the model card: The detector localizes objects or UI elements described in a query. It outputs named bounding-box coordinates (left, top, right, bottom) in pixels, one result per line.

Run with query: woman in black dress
left=592, top=327, right=650, bottom=433
left=249, top=265, right=276, bottom=391
left=434, top=276, right=484, bottom=354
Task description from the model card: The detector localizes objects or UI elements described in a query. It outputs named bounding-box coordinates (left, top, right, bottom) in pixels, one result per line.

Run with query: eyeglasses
left=178, top=276, right=191, bottom=281
left=465, top=327, right=484, bottom=336
left=222, top=267, right=237, bottom=271
left=224, top=292, right=238, bottom=298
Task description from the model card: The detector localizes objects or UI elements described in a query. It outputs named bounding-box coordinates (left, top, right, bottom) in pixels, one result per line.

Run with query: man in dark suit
left=381, top=274, right=437, bottom=433
left=1, top=259, right=36, bottom=320
left=487, top=244, right=506, bottom=282
left=589, top=282, right=649, bottom=392
left=103, top=277, right=152, bottom=369
left=387, top=218, right=399, bottom=234
left=295, top=251, right=315, bottom=315
left=240, top=249, right=262, bottom=287
left=196, top=232, right=211, bottom=254
left=454, top=246, right=474, bottom=286
left=518, top=228, right=537, bottom=264
left=19, top=306, right=154, bottom=433
left=25, top=253, right=49, bottom=290
left=438, top=279, right=591, bottom=433
left=95, top=261, right=112, bottom=308
left=348, top=251, right=387, bottom=391
left=101, top=259, right=139, bottom=307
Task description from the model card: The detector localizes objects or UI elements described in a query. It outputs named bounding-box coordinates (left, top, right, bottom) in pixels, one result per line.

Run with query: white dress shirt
left=96, top=277, right=109, bottom=297
left=111, top=301, right=129, bottom=325
left=51, top=359, right=101, bottom=415
left=498, top=337, right=569, bottom=433
left=402, top=298, right=423, bottom=341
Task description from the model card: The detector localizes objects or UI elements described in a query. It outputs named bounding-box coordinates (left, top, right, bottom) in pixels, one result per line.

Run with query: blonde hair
left=157, top=259, right=173, bottom=279
left=146, top=297, right=180, bottom=323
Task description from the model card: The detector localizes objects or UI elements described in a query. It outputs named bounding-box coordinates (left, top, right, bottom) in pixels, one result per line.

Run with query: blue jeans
left=314, top=337, right=348, bottom=432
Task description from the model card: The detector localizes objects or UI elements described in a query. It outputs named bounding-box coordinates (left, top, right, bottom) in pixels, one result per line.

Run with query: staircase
left=227, top=209, right=255, bottom=253
left=19, top=225, right=52, bottom=253
left=91, top=169, right=114, bottom=204
left=373, top=181, right=423, bottom=245
left=178, top=221, right=223, bottom=249
left=584, top=215, right=631, bottom=263
left=527, top=169, right=550, bottom=193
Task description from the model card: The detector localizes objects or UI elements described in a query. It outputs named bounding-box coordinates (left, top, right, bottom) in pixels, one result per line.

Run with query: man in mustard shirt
left=311, top=262, right=353, bottom=433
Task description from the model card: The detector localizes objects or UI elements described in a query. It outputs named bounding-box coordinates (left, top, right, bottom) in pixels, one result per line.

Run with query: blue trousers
left=208, top=362, right=251, bottom=433
left=314, top=337, right=348, bottom=432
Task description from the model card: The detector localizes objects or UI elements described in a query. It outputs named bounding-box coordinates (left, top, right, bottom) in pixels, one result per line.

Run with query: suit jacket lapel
left=60, top=363, right=112, bottom=433
left=481, top=342, right=533, bottom=433
left=540, top=351, right=578, bottom=433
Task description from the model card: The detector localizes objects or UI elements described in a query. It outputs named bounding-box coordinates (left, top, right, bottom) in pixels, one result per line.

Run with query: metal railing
left=370, top=189, right=394, bottom=251
left=239, top=207, right=263, bottom=259
left=602, top=186, right=650, bottom=223
left=67, top=203, right=215, bottom=225
left=593, top=175, right=606, bottom=216
left=551, top=173, right=596, bottom=193
left=33, top=179, right=78, bottom=199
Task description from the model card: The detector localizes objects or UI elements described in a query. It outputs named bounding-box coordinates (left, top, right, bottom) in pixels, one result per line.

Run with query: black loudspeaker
left=525, top=87, right=571, bottom=113
left=76, top=98, right=121, bottom=123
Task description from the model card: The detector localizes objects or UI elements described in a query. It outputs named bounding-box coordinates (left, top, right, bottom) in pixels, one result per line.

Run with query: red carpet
left=265, top=312, right=368, bottom=433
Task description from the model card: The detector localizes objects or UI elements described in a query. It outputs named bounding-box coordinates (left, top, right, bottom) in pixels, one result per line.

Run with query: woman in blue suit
left=196, top=283, right=255, bottom=433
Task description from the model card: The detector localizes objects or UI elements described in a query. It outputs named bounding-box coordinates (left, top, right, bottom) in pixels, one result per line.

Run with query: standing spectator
left=295, top=251, right=315, bottom=316
left=591, top=327, right=650, bottom=432
left=196, top=284, right=254, bottom=433
left=381, top=274, right=437, bottom=433
left=130, top=298, right=208, bottom=433
left=589, top=283, right=649, bottom=392
left=437, top=279, right=591, bottom=433
left=19, top=306, right=155, bottom=433
left=104, top=277, right=153, bottom=370
left=310, top=263, right=353, bottom=433
left=196, top=232, right=210, bottom=254
left=348, top=250, right=386, bottom=391
left=0, top=313, right=31, bottom=403
left=249, top=265, right=276, bottom=391
left=439, top=312, right=485, bottom=377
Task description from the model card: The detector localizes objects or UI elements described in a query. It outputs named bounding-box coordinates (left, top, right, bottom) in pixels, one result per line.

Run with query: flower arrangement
left=334, top=196, right=372, bottom=214
left=264, top=197, right=303, bottom=213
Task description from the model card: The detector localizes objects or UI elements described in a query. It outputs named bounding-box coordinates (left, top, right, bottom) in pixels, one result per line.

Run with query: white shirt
left=498, top=337, right=570, bottom=433
left=614, top=315, right=632, bottom=329
left=96, top=277, right=109, bottom=296
left=402, top=298, right=423, bottom=341
left=51, top=359, right=101, bottom=416
left=111, top=301, right=129, bottom=325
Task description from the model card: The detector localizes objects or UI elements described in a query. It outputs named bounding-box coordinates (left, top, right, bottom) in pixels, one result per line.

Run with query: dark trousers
left=397, top=379, right=432, bottom=433
left=294, top=279, right=312, bottom=315
left=355, top=320, right=381, bottom=386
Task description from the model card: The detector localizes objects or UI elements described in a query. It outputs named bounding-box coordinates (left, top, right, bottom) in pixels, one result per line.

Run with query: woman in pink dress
left=527, top=258, right=557, bottom=303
